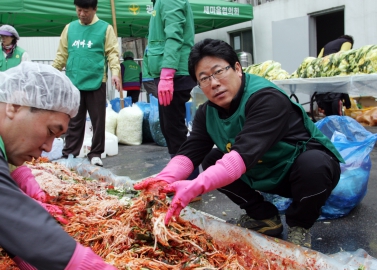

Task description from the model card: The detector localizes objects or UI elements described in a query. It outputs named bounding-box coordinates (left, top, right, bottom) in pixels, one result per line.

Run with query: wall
left=17, top=37, right=60, bottom=64
left=17, top=0, right=377, bottom=66
left=14, top=0, right=377, bottom=105
left=195, top=0, right=377, bottom=65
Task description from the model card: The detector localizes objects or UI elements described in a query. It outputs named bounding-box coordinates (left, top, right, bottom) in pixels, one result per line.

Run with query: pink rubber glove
left=158, top=68, right=176, bottom=106
left=11, top=166, right=46, bottom=202
left=134, top=155, right=194, bottom=193
left=13, top=257, right=36, bottom=270
left=162, top=151, right=246, bottom=224
left=65, top=243, right=117, bottom=270
left=36, top=201, right=70, bottom=225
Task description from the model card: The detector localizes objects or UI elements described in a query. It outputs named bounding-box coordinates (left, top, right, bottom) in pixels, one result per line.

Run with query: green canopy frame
left=0, top=0, right=253, bottom=38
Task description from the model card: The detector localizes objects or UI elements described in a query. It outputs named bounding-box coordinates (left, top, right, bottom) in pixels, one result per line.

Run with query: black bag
left=314, top=92, right=351, bottom=116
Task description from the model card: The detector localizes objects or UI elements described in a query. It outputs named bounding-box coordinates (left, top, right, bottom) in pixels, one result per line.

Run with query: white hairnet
left=0, top=62, right=80, bottom=118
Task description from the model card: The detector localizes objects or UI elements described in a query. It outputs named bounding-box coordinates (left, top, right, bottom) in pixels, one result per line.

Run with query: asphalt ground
left=101, top=125, right=377, bottom=259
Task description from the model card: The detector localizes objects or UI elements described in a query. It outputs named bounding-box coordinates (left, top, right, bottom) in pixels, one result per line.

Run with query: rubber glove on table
left=158, top=68, right=176, bottom=106
left=162, top=151, right=246, bottom=224
left=134, top=155, right=194, bottom=194
left=11, top=165, right=46, bottom=202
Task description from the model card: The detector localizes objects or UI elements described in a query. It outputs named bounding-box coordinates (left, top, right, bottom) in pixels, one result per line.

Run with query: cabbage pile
left=291, top=44, right=377, bottom=78
left=244, top=60, right=290, bottom=80
left=244, top=44, right=377, bottom=80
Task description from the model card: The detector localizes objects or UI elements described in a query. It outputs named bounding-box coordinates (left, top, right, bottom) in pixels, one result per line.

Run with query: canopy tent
left=0, top=0, right=253, bottom=38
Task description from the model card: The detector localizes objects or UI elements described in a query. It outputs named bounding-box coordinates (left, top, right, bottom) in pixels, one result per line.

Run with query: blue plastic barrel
left=110, top=97, right=133, bottom=113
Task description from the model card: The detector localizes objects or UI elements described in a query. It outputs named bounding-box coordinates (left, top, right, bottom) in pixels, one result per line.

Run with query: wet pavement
left=101, top=125, right=377, bottom=258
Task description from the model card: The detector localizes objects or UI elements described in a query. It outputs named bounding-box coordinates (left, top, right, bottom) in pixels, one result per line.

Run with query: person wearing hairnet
left=0, top=62, right=116, bottom=269
left=0, top=24, right=30, bottom=71
left=52, top=0, right=121, bottom=167
left=120, top=51, right=142, bottom=104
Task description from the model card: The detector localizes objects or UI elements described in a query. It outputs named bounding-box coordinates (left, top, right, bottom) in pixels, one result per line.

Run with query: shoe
left=287, top=226, right=311, bottom=248
left=90, top=157, right=103, bottom=167
left=227, top=214, right=283, bottom=237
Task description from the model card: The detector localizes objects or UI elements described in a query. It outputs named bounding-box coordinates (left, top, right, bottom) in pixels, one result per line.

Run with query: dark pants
left=126, top=90, right=140, bottom=104
left=161, top=90, right=199, bottom=180
left=201, top=148, right=341, bottom=229
left=158, top=89, right=192, bottom=155
left=63, top=83, right=106, bottom=160
left=320, top=99, right=343, bottom=116
left=143, top=81, right=157, bottom=103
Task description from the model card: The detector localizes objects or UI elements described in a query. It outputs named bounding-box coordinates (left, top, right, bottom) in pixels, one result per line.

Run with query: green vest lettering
left=66, top=20, right=108, bottom=90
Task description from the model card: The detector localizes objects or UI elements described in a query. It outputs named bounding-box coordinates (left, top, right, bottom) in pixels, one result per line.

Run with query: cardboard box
left=351, top=96, right=377, bottom=108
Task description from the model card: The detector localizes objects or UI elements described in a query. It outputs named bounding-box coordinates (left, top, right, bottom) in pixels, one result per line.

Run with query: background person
left=135, top=38, right=343, bottom=249
left=316, top=35, right=353, bottom=116
left=52, top=0, right=121, bottom=167
left=121, top=51, right=142, bottom=104
left=0, top=62, right=116, bottom=269
left=317, top=34, right=354, bottom=58
left=146, top=0, right=199, bottom=179
left=141, top=46, right=157, bottom=103
left=0, top=24, right=30, bottom=71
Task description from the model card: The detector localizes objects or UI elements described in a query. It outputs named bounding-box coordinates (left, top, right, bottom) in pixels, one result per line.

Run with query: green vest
left=0, top=47, right=25, bottom=71
left=206, top=74, right=344, bottom=191
left=147, top=0, right=194, bottom=77
left=0, top=137, right=7, bottom=161
left=66, top=20, right=108, bottom=90
left=121, top=60, right=141, bottom=83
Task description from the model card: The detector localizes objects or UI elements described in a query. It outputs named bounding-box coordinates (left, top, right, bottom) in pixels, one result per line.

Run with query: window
left=229, top=29, right=254, bottom=64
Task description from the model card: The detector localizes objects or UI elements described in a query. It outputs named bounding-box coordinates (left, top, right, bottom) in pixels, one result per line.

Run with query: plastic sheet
left=55, top=155, right=136, bottom=189
left=135, top=101, right=154, bottom=143
left=53, top=156, right=377, bottom=269
left=273, top=73, right=377, bottom=96
left=317, top=116, right=377, bottom=219
left=183, top=207, right=377, bottom=269
left=149, top=94, right=167, bottom=147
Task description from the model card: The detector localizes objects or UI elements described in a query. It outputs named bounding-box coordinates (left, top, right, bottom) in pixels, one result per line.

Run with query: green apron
left=207, top=73, right=343, bottom=191
left=66, top=20, right=108, bottom=90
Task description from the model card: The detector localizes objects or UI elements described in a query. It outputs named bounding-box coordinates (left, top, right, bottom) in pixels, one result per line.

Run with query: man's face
left=0, top=35, right=14, bottom=46
left=75, top=6, right=97, bottom=25
left=195, top=56, right=243, bottom=110
left=4, top=106, right=70, bottom=166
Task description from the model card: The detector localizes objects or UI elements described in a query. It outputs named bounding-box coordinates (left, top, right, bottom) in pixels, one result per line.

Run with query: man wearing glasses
left=134, top=38, right=342, bottom=249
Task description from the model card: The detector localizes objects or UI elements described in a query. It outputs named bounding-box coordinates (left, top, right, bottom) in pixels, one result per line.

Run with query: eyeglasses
left=198, top=65, right=232, bottom=88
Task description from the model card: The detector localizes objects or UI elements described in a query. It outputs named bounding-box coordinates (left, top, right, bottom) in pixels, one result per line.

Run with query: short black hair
left=339, top=35, right=354, bottom=45
left=188, top=39, right=240, bottom=82
left=74, top=0, right=97, bottom=9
